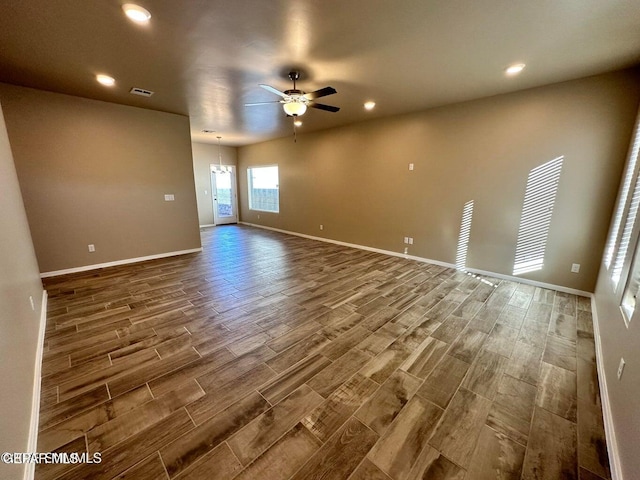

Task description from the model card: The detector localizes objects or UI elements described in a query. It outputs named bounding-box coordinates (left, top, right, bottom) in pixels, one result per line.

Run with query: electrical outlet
left=88, top=244, right=95, bottom=252
left=29, top=296, right=35, bottom=311
left=204, top=190, right=208, bottom=195
left=320, top=225, right=324, bottom=230
left=404, top=247, right=408, bottom=254
left=164, top=194, right=175, bottom=201
left=408, top=237, right=414, bottom=245
left=408, top=163, right=414, bottom=171
left=571, top=263, right=580, bottom=273
left=404, top=237, right=409, bottom=244
left=617, top=358, right=626, bottom=380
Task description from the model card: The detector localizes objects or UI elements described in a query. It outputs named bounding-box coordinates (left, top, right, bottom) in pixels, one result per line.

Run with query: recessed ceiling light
left=505, top=63, right=526, bottom=76
left=294, top=120, right=303, bottom=127
left=96, top=74, right=115, bottom=86
left=364, top=101, right=376, bottom=110
left=122, top=4, right=151, bottom=23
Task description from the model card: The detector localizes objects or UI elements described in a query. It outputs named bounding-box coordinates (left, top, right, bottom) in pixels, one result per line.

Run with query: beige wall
left=594, top=110, right=640, bottom=479
left=192, top=142, right=238, bottom=226
left=0, top=102, right=44, bottom=480
left=238, top=69, right=640, bottom=292
left=0, top=84, right=201, bottom=274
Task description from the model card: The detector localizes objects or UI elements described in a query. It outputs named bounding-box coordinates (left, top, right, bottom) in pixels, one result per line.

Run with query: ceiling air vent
left=129, top=87, right=154, bottom=97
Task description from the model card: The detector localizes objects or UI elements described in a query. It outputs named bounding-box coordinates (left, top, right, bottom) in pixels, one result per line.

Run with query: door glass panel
left=215, top=171, right=233, bottom=218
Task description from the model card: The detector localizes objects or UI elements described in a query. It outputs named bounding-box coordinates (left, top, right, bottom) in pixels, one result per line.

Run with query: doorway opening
left=211, top=165, right=238, bottom=225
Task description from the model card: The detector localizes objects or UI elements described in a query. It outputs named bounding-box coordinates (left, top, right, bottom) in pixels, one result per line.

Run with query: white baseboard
left=24, top=289, right=47, bottom=480
left=40, top=248, right=203, bottom=278
left=240, top=222, right=592, bottom=297
left=590, top=297, right=623, bottom=480
left=199, top=224, right=215, bottom=228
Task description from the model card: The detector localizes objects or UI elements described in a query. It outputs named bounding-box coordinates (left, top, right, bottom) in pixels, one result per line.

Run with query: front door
left=211, top=166, right=238, bottom=225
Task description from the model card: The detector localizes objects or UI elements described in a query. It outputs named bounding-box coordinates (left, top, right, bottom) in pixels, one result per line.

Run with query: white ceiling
left=1, top=0, right=639, bottom=146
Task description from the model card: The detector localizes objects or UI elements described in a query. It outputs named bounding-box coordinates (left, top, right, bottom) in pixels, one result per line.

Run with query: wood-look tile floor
left=38, top=225, right=610, bottom=480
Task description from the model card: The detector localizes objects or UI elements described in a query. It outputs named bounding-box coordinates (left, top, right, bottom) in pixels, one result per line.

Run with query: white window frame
left=247, top=164, right=280, bottom=213
left=605, top=108, right=640, bottom=294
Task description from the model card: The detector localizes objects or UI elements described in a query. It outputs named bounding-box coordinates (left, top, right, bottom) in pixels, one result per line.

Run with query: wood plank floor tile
left=486, top=374, right=537, bottom=446
left=428, top=388, right=492, bottom=468
left=87, top=379, right=204, bottom=454
left=405, top=445, right=466, bottom=480
left=430, top=315, right=469, bottom=344
left=39, top=384, right=111, bottom=430
left=161, top=392, right=270, bottom=478
left=496, top=305, right=527, bottom=330
left=462, top=349, right=508, bottom=400
left=521, top=406, right=577, bottom=480
left=537, top=361, right=578, bottom=422
left=448, top=327, right=487, bottom=364
left=259, top=353, right=332, bottom=404
left=483, top=323, right=519, bottom=358
left=577, top=399, right=611, bottom=479
left=307, top=348, right=371, bottom=398
left=232, top=423, right=322, bottom=480
left=172, top=442, right=242, bottom=480
left=356, top=323, right=404, bottom=356
left=505, top=341, right=543, bottom=386
left=399, top=336, right=448, bottom=379
left=114, top=452, right=168, bottom=480
left=266, top=332, right=332, bottom=373
left=466, top=425, right=526, bottom=479
left=416, top=354, right=469, bottom=409
left=302, top=373, right=378, bottom=443
left=146, top=346, right=236, bottom=397
left=543, top=335, right=577, bottom=372
left=355, top=370, right=421, bottom=435
left=195, top=345, right=275, bottom=393
left=349, top=458, right=393, bottom=480
left=289, top=417, right=379, bottom=480
left=320, top=326, right=372, bottom=360
left=107, top=348, right=201, bottom=398
left=187, top=363, right=276, bottom=425
left=227, top=384, right=324, bottom=465
left=367, top=395, right=443, bottom=480
left=34, top=436, right=88, bottom=480
left=57, top=408, right=194, bottom=480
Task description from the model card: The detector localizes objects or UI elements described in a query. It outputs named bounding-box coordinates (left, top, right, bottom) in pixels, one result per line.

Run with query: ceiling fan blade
left=309, top=102, right=340, bottom=113
left=303, top=86, right=337, bottom=100
left=259, top=84, right=287, bottom=98
left=244, top=101, right=281, bottom=106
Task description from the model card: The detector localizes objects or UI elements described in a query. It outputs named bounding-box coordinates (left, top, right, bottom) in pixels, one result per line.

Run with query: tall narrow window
left=604, top=119, right=640, bottom=270
left=606, top=114, right=640, bottom=288
left=247, top=165, right=279, bottom=213
left=513, top=156, right=564, bottom=275
left=456, top=200, right=474, bottom=271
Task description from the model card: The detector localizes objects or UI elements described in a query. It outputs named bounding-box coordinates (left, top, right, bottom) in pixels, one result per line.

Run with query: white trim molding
left=24, top=289, right=47, bottom=480
left=590, top=297, right=623, bottom=480
left=40, top=248, right=202, bottom=278
left=240, top=222, right=592, bottom=297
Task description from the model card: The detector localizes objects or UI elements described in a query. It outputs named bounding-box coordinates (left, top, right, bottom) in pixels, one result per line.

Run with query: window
left=513, top=156, right=564, bottom=275
left=247, top=165, right=279, bottom=213
left=605, top=112, right=640, bottom=288
left=456, top=200, right=474, bottom=271
left=621, top=244, right=640, bottom=326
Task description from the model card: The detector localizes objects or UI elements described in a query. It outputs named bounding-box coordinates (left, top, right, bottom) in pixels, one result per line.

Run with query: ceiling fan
left=245, top=71, right=340, bottom=117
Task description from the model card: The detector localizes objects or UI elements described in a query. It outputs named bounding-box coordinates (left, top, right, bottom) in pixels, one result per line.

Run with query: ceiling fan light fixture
left=122, top=4, right=151, bottom=23
left=293, top=119, right=303, bottom=127
left=283, top=102, right=307, bottom=116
